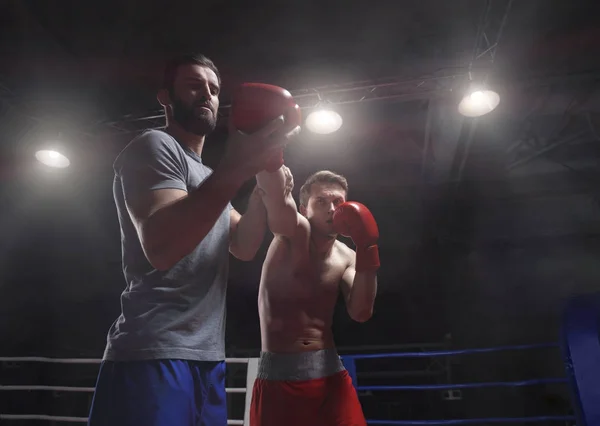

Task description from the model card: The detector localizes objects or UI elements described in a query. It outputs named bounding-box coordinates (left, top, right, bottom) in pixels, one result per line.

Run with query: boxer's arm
left=119, top=133, right=246, bottom=271
left=340, top=257, right=378, bottom=323
left=335, top=201, right=380, bottom=321
left=255, top=166, right=299, bottom=237
left=229, top=186, right=268, bottom=261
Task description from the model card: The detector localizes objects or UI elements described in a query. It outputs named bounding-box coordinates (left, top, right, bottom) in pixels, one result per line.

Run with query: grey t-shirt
left=103, top=129, right=232, bottom=362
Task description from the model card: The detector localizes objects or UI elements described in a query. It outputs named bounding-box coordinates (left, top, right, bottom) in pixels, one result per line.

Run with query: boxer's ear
left=157, top=89, right=171, bottom=107
left=299, top=204, right=307, bottom=216
left=157, top=89, right=174, bottom=117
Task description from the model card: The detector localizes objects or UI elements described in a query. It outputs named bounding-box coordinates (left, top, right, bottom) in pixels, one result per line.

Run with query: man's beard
left=170, top=95, right=217, bottom=136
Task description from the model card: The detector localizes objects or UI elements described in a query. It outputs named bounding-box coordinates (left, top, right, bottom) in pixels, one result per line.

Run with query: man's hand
left=255, top=164, right=299, bottom=237
left=231, top=83, right=302, bottom=172
left=282, top=165, right=294, bottom=197
left=251, top=184, right=267, bottom=203
left=221, top=113, right=300, bottom=182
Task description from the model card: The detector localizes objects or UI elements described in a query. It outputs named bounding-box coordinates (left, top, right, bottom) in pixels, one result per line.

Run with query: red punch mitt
left=231, top=83, right=301, bottom=172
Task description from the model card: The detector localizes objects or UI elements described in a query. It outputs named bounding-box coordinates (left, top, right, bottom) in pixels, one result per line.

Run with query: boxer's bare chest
left=270, top=242, right=345, bottom=300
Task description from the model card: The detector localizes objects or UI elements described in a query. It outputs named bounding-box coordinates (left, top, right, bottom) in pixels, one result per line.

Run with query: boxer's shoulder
left=334, top=239, right=355, bottom=256
left=280, top=213, right=311, bottom=247
left=297, top=213, right=311, bottom=233
left=264, top=235, right=291, bottom=265
left=334, top=240, right=357, bottom=267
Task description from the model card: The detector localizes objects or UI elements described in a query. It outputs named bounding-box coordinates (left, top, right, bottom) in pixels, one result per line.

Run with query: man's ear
left=157, top=89, right=171, bottom=107
left=299, top=205, right=307, bottom=216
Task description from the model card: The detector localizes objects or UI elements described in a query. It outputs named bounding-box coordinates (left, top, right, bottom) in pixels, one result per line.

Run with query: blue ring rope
left=344, top=343, right=558, bottom=360
left=357, top=377, right=568, bottom=391
left=365, top=415, right=575, bottom=425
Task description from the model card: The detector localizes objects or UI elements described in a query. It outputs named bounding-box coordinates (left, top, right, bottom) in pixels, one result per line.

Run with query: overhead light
left=305, top=109, right=343, bottom=134
left=35, top=150, right=70, bottom=169
left=458, top=89, right=500, bottom=118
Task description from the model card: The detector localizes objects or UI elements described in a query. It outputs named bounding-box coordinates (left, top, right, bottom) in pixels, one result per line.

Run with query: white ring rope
left=0, top=356, right=253, bottom=425
left=0, top=414, right=89, bottom=423
left=0, top=357, right=102, bottom=364
left=0, top=415, right=244, bottom=425
left=0, top=385, right=247, bottom=393
left=0, top=357, right=250, bottom=364
left=0, top=385, right=96, bottom=392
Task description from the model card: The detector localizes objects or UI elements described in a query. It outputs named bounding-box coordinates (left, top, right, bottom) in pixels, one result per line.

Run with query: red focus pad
left=231, top=83, right=301, bottom=172
left=231, top=83, right=301, bottom=133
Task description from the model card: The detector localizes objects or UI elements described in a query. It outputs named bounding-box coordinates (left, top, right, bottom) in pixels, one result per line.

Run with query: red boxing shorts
left=249, top=349, right=366, bottom=426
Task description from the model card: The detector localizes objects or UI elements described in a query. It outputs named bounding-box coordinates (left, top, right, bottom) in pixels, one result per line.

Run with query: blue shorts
left=88, top=359, right=227, bottom=426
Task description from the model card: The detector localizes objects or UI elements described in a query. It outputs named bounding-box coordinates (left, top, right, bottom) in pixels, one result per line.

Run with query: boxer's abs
left=261, top=313, right=336, bottom=353
left=259, top=276, right=340, bottom=353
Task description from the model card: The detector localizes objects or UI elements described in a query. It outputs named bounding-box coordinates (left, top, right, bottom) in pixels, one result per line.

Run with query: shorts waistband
left=257, top=349, right=345, bottom=381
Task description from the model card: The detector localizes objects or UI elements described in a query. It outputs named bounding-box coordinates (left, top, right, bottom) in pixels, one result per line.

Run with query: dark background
left=1, top=0, right=599, bottom=423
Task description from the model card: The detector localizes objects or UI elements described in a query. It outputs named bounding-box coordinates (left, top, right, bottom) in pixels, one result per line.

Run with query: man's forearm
left=143, top=164, right=246, bottom=270
left=230, top=190, right=268, bottom=261
left=348, top=272, right=378, bottom=322
left=256, top=169, right=298, bottom=236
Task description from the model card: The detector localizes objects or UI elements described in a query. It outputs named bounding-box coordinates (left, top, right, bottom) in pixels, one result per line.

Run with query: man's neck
left=310, top=233, right=337, bottom=258
left=165, top=121, right=206, bottom=157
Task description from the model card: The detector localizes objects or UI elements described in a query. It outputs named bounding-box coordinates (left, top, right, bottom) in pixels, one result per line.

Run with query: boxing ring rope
left=356, top=378, right=568, bottom=391
left=342, top=343, right=576, bottom=425
left=0, top=344, right=577, bottom=425
left=364, top=417, right=577, bottom=425
left=0, top=357, right=251, bottom=426
left=342, top=343, right=560, bottom=359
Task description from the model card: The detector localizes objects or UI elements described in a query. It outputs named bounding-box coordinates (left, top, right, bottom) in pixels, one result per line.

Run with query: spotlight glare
left=35, top=150, right=70, bottom=168
left=305, top=109, right=343, bottom=134
left=458, top=90, right=500, bottom=118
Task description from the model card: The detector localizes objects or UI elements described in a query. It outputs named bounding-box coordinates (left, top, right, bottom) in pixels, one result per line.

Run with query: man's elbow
left=349, top=308, right=373, bottom=323
left=149, top=258, right=173, bottom=271
left=140, top=227, right=179, bottom=271
left=232, top=247, right=259, bottom=262
left=269, top=220, right=297, bottom=237
left=229, top=237, right=262, bottom=262
left=144, top=243, right=178, bottom=271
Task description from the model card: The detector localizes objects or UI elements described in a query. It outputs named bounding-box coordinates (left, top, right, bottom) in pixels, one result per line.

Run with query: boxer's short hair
left=162, top=53, right=221, bottom=91
left=299, top=171, right=348, bottom=207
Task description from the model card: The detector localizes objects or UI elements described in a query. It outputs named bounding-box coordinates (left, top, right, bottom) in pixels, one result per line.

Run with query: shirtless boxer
left=250, top=169, right=379, bottom=426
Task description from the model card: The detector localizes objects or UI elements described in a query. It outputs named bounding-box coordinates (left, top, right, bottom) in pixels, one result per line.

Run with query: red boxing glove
left=333, top=201, right=380, bottom=272
left=231, top=83, right=302, bottom=172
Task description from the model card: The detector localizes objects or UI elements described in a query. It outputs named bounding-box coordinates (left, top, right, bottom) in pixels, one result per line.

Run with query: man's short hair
left=299, top=170, right=348, bottom=207
left=162, top=53, right=221, bottom=91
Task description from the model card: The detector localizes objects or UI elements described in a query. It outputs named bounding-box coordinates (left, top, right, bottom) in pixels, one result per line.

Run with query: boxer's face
left=302, top=182, right=346, bottom=237
left=169, top=64, right=220, bottom=136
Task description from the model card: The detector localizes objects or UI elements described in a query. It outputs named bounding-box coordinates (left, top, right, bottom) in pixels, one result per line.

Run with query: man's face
left=302, top=182, right=346, bottom=237
left=169, top=64, right=220, bottom=136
